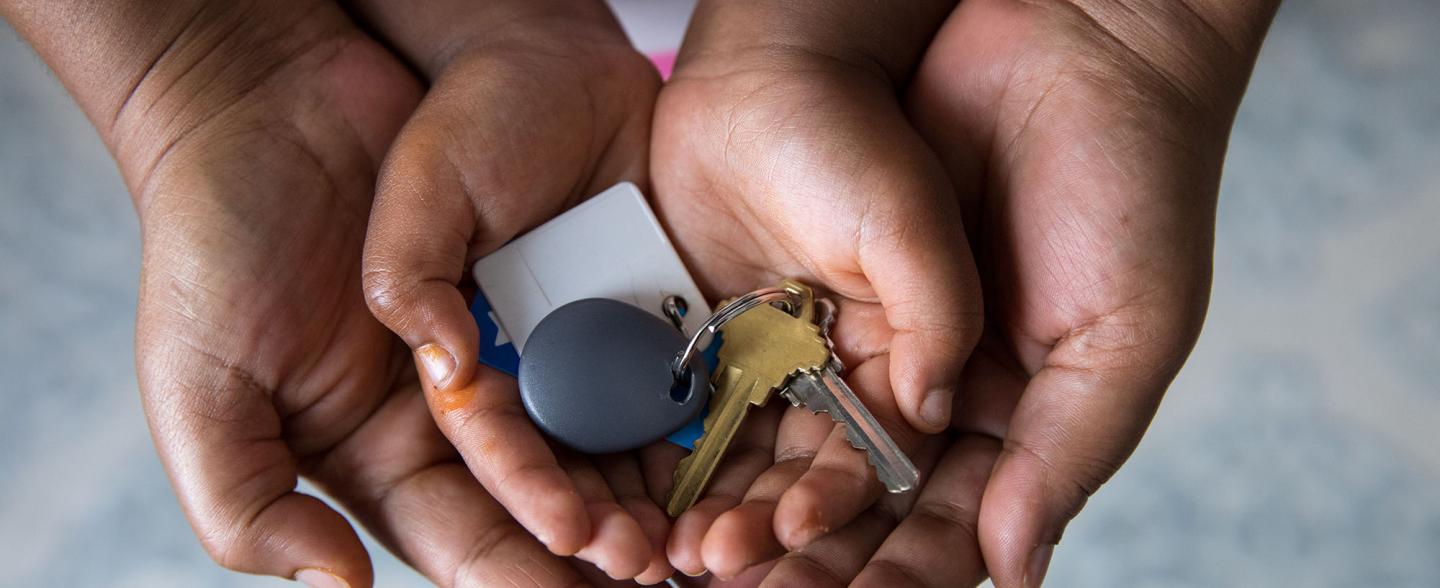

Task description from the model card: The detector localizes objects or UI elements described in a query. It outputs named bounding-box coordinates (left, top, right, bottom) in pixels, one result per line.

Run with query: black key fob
left=518, top=298, right=710, bottom=453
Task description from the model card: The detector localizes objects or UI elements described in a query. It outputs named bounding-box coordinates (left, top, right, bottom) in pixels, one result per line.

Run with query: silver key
left=779, top=301, right=920, bottom=493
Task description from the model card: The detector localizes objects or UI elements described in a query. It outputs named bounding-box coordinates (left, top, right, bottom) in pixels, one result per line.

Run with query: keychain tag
left=469, top=182, right=712, bottom=447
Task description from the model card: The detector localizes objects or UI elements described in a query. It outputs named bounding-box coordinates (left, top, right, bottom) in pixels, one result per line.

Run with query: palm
left=151, top=100, right=409, bottom=453
left=128, top=27, right=542, bottom=583
left=652, top=68, right=883, bottom=297
left=885, top=2, right=1221, bottom=584
left=652, top=64, right=952, bottom=421
left=898, top=0, right=1217, bottom=467
left=910, top=0, right=1212, bottom=374
left=648, top=50, right=984, bottom=578
left=136, top=36, right=416, bottom=467
left=652, top=2, right=1227, bottom=585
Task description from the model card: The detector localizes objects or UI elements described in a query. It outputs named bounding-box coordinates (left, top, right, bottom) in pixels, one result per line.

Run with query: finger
left=667, top=403, right=784, bottom=577
left=773, top=356, right=927, bottom=550
left=713, top=562, right=777, bottom=587
left=361, top=110, right=481, bottom=392
left=570, top=559, right=642, bottom=587
left=640, top=440, right=689, bottom=506
left=700, top=406, right=835, bottom=578
left=850, top=135, right=983, bottom=434
left=980, top=315, right=1190, bottom=587
left=755, top=433, right=947, bottom=588
left=950, top=336, right=1028, bottom=439
left=136, top=348, right=371, bottom=586
left=362, top=26, right=656, bottom=395
left=593, top=452, right=676, bottom=585
left=307, top=384, right=585, bottom=587
left=757, top=515, right=891, bottom=588
left=852, top=435, right=999, bottom=588
left=557, top=450, right=653, bottom=581
left=417, top=358, right=592, bottom=556
left=757, top=469, right=919, bottom=587
left=756, top=434, right=947, bottom=588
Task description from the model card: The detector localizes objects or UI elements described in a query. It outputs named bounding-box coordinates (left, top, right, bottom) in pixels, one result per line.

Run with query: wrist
left=5, top=1, right=366, bottom=194
left=346, top=0, right=636, bottom=80
left=1055, top=0, right=1281, bottom=111
left=678, top=0, right=958, bottom=87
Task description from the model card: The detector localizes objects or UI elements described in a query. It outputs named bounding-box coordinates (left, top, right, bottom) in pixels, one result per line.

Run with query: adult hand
left=900, top=1, right=1280, bottom=585
left=4, top=0, right=665, bottom=584
left=651, top=0, right=1279, bottom=583
left=648, top=0, right=983, bottom=576
left=694, top=1, right=1281, bottom=586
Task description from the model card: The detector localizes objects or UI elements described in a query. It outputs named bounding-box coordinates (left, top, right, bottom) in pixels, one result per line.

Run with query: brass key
left=666, top=281, right=830, bottom=516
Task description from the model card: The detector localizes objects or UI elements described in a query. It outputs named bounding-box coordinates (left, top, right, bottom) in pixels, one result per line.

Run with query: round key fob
left=519, top=298, right=710, bottom=454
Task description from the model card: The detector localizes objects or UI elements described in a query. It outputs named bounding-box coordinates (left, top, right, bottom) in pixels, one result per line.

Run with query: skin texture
left=657, top=0, right=1280, bottom=586
left=3, top=0, right=1279, bottom=585
left=647, top=1, right=984, bottom=576
left=353, top=1, right=673, bottom=582
left=4, top=0, right=668, bottom=585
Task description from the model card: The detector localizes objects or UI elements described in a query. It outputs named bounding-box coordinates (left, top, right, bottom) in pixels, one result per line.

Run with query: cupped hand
left=122, top=7, right=592, bottom=586
left=54, top=1, right=664, bottom=585
left=647, top=0, right=983, bottom=576
left=353, top=0, right=671, bottom=582
left=900, top=1, right=1279, bottom=585
left=654, top=426, right=997, bottom=588
left=651, top=0, right=1277, bottom=584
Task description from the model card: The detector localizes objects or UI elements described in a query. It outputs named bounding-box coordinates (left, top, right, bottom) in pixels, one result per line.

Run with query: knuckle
left=808, top=461, right=873, bottom=492
left=360, top=266, right=417, bottom=321
left=772, top=448, right=818, bottom=469
left=492, top=460, right=562, bottom=495
left=446, top=398, right=529, bottom=440
left=450, top=522, right=536, bottom=587
left=725, top=442, right=776, bottom=473
left=858, top=559, right=932, bottom=588
left=197, top=523, right=257, bottom=573
left=775, top=552, right=848, bottom=588
left=910, top=499, right=980, bottom=540
left=1000, top=437, right=1113, bottom=513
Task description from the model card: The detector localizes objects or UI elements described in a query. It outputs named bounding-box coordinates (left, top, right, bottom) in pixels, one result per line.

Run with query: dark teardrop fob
left=518, top=298, right=710, bottom=453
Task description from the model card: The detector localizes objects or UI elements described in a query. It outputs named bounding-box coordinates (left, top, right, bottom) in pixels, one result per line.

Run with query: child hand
left=354, top=0, right=671, bottom=581
left=647, top=0, right=983, bottom=575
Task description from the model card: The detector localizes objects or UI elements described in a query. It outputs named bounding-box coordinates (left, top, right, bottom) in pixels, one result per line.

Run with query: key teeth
left=801, top=400, right=915, bottom=493
left=843, top=425, right=868, bottom=451
left=798, top=400, right=869, bottom=451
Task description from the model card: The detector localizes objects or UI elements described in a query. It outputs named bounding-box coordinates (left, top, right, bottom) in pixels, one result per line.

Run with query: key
left=781, top=299, right=919, bottom=492
left=781, top=367, right=920, bottom=493
left=666, top=281, right=830, bottom=516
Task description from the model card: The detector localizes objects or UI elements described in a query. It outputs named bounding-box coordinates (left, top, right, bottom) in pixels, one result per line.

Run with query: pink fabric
left=649, top=51, right=677, bottom=80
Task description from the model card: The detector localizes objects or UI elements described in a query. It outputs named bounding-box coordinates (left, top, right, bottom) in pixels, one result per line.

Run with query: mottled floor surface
left=2, top=1, right=1437, bottom=586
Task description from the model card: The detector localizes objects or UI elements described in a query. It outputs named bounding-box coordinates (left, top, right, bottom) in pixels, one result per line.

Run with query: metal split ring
left=670, top=286, right=795, bottom=379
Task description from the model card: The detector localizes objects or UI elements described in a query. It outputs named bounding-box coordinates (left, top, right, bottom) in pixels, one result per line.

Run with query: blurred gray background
left=2, top=0, right=1437, bottom=586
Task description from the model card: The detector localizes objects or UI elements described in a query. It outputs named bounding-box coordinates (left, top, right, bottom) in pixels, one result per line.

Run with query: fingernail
left=1025, top=544, right=1054, bottom=588
left=920, top=388, right=954, bottom=429
left=417, top=343, right=456, bottom=388
left=784, top=517, right=830, bottom=550
left=295, top=568, right=349, bottom=588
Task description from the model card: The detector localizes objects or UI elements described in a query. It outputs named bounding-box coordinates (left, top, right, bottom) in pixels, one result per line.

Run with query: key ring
left=671, top=286, right=795, bottom=379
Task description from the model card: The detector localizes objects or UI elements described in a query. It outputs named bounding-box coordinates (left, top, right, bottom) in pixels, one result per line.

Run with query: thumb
left=361, top=45, right=655, bottom=394
left=978, top=309, right=1200, bottom=587
left=361, top=131, right=480, bottom=393
left=855, top=146, right=984, bottom=434
left=137, top=340, right=371, bottom=586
